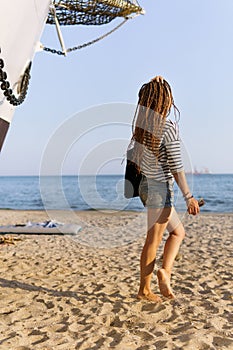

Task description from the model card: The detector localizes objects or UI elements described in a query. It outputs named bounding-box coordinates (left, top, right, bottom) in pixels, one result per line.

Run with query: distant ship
left=185, top=167, right=212, bottom=175
left=193, top=167, right=212, bottom=175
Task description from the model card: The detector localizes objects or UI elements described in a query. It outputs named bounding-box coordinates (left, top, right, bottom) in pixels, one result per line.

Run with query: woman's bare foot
left=157, top=268, right=175, bottom=299
left=137, top=292, right=162, bottom=303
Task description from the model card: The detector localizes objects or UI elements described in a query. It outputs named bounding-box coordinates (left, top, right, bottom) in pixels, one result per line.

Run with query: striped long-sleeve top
left=140, top=119, right=184, bottom=182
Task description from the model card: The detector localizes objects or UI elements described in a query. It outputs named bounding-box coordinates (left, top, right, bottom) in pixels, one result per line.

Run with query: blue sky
left=0, top=0, right=233, bottom=175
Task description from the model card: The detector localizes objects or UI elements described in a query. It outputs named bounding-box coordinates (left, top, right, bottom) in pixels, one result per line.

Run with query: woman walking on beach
left=131, top=76, right=200, bottom=302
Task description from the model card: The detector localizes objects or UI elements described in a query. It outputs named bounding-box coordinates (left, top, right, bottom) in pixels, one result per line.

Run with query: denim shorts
left=139, top=175, right=174, bottom=208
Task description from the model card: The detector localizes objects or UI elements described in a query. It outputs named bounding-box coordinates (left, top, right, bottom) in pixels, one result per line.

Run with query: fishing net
left=46, top=0, right=143, bottom=26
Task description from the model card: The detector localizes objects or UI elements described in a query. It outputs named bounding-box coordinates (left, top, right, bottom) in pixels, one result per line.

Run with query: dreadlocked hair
left=131, top=78, right=180, bottom=170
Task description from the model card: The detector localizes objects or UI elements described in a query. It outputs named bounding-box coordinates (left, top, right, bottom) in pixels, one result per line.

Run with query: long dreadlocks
left=131, top=77, right=180, bottom=169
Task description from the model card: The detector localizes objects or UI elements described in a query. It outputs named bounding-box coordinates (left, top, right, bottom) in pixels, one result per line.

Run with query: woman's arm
left=164, top=121, right=200, bottom=215
left=173, top=170, right=200, bottom=215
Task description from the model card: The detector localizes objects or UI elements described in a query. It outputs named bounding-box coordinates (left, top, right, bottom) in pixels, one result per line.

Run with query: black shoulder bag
left=124, top=146, right=142, bottom=198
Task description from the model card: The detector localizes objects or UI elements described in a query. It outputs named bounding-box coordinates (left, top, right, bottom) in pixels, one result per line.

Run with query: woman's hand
left=151, top=76, right=164, bottom=83
left=155, top=76, right=164, bottom=83
left=186, top=197, right=200, bottom=215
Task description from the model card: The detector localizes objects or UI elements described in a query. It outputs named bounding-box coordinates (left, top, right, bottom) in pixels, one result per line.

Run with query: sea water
left=0, top=174, right=232, bottom=212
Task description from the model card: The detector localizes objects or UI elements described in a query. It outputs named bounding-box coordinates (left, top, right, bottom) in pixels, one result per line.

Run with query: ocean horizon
left=0, top=174, right=232, bottom=213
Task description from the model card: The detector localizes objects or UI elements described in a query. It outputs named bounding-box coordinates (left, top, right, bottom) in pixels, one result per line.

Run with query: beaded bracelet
left=184, top=195, right=193, bottom=201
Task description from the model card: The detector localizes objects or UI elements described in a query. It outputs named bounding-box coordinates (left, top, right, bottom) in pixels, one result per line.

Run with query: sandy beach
left=0, top=209, right=232, bottom=350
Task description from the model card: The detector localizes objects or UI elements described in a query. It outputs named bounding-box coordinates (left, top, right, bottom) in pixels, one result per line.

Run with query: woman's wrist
left=183, top=192, right=193, bottom=201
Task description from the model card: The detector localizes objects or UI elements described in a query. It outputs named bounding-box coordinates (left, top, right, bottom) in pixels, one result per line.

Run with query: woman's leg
left=137, top=207, right=172, bottom=302
left=157, top=207, right=185, bottom=298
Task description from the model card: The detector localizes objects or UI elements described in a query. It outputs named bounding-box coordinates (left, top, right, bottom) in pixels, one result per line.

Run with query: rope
left=46, top=0, right=143, bottom=26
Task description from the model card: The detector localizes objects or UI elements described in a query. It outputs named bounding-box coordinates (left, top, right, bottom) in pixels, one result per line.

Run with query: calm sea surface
left=0, top=174, right=232, bottom=213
